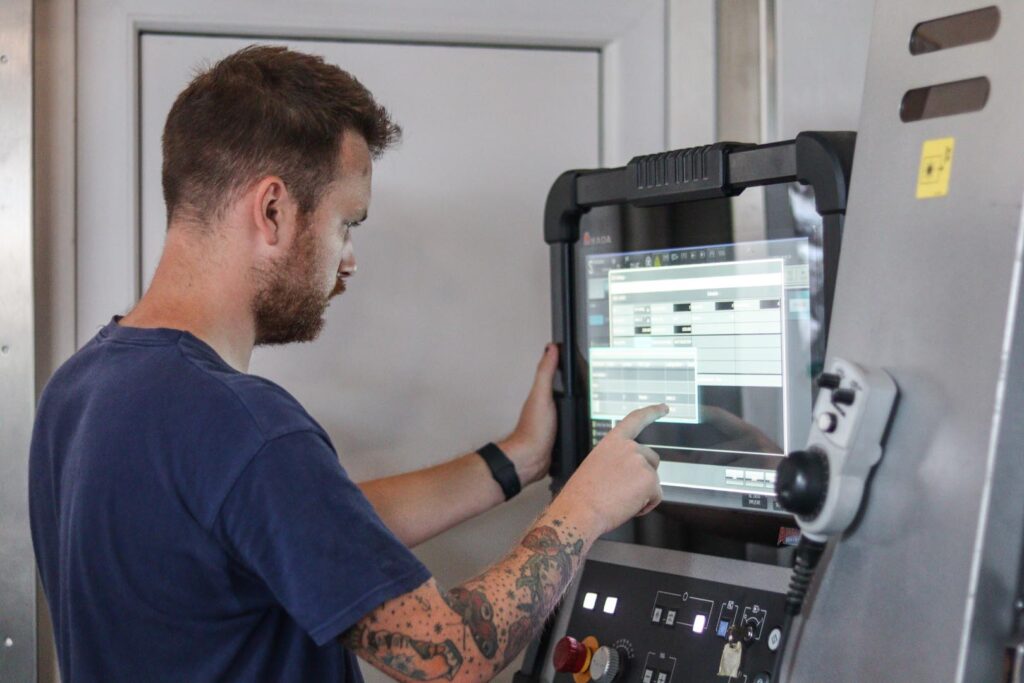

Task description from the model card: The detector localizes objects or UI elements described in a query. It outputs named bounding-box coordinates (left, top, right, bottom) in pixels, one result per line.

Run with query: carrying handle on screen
left=547, top=132, right=855, bottom=224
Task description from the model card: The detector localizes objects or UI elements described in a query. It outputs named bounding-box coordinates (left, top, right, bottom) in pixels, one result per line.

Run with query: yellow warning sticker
left=916, top=137, right=955, bottom=199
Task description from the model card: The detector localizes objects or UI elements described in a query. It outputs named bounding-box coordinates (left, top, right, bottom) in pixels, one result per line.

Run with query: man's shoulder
left=170, top=338, right=324, bottom=443
left=42, top=328, right=327, bottom=446
left=210, top=370, right=325, bottom=442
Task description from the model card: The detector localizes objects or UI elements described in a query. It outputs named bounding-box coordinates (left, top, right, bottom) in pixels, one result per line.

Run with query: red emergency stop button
left=553, top=636, right=591, bottom=674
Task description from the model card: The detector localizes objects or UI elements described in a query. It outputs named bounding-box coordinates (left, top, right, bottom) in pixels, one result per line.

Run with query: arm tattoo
left=345, top=623, right=464, bottom=681
left=345, top=518, right=586, bottom=681
left=443, top=587, right=499, bottom=658
left=341, top=623, right=366, bottom=651
left=451, top=521, right=586, bottom=669
left=504, top=525, right=584, bottom=656
left=438, top=524, right=583, bottom=664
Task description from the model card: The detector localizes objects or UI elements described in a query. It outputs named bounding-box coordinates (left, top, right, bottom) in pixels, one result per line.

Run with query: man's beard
left=250, top=225, right=344, bottom=346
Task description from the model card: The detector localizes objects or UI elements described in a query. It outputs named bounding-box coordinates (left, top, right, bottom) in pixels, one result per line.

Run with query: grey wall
left=775, top=0, right=875, bottom=140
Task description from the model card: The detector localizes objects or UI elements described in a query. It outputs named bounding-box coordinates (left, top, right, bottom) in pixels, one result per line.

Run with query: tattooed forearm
left=506, top=523, right=585, bottom=662
left=342, top=516, right=590, bottom=682
left=443, top=587, right=498, bottom=658
left=452, top=519, right=587, bottom=674
left=516, top=526, right=584, bottom=609
left=346, top=624, right=464, bottom=681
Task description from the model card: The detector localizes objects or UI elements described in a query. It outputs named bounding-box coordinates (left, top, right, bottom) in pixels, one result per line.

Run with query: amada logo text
left=583, top=231, right=612, bottom=246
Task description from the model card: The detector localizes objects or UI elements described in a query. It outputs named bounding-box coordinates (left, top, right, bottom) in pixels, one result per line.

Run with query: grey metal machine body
left=783, top=1, right=1024, bottom=680
left=0, top=0, right=37, bottom=680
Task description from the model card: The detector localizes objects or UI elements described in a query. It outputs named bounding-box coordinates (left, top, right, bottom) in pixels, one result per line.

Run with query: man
left=30, top=46, right=665, bottom=682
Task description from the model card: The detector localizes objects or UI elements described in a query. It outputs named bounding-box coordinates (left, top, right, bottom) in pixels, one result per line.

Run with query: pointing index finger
left=611, top=404, right=670, bottom=440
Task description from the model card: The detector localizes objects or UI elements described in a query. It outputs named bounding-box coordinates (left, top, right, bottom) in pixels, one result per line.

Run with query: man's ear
left=252, top=176, right=299, bottom=248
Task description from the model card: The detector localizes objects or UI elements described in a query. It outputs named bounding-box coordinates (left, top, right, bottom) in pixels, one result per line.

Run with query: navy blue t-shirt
left=29, top=319, right=432, bottom=682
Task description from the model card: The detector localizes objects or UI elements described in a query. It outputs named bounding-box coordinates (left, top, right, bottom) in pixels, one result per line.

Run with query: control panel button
left=664, top=609, right=677, bottom=626
left=553, top=636, right=592, bottom=674
left=655, top=672, right=668, bottom=683
left=816, top=411, right=838, bottom=433
left=816, top=372, right=841, bottom=389
left=742, top=494, right=768, bottom=510
left=642, top=668, right=654, bottom=683
left=651, top=607, right=663, bottom=623
left=752, top=672, right=771, bottom=683
left=832, top=387, right=856, bottom=405
left=590, top=646, right=623, bottom=682
left=716, top=619, right=731, bottom=638
left=774, top=449, right=829, bottom=517
left=767, top=627, right=782, bottom=651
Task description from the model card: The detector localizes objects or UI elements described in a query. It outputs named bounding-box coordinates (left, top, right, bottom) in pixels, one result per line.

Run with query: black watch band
left=477, top=442, right=522, bottom=501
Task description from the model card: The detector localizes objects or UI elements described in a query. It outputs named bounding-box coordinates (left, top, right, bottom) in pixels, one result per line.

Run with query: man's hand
left=358, top=345, right=559, bottom=546
left=557, top=404, right=668, bottom=535
left=497, top=344, right=559, bottom=486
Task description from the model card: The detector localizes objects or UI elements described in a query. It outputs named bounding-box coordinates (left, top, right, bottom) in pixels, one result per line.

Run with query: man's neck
left=121, top=233, right=256, bottom=373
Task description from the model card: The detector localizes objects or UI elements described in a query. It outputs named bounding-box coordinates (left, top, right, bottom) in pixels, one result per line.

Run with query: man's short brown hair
left=162, top=45, right=399, bottom=224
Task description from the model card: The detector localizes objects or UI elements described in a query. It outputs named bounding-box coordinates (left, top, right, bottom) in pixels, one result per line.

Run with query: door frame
left=75, top=0, right=671, bottom=343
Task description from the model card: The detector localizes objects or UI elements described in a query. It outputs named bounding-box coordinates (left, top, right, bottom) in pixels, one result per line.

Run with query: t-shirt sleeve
left=213, top=430, right=432, bottom=646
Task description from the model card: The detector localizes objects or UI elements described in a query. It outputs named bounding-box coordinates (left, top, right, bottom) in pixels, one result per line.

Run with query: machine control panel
left=542, top=542, right=789, bottom=683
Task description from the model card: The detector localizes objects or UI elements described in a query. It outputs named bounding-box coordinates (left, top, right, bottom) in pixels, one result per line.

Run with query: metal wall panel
left=785, top=1, right=1024, bottom=680
left=774, top=0, right=873, bottom=141
left=0, top=0, right=38, bottom=679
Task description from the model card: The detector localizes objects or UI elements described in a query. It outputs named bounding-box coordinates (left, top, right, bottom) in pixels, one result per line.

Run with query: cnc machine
left=519, top=3, right=1024, bottom=681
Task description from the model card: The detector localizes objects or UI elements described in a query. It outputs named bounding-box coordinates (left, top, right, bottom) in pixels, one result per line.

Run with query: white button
left=665, top=609, right=676, bottom=626
left=652, top=607, right=663, bottom=623
left=692, top=614, right=707, bottom=633
left=656, top=673, right=668, bottom=683
left=582, top=592, right=598, bottom=610
left=643, top=669, right=654, bottom=683
left=603, top=597, right=618, bottom=614
left=768, top=627, right=783, bottom=651
left=816, top=412, right=839, bottom=433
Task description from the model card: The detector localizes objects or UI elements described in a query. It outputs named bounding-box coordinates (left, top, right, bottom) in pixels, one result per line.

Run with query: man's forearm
left=446, top=499, right=595, bottom=675
left=359, top=344, right=558, bottom=548
left=360, top=435, right=542, bottom=548
left=343, top=494, right=600, bottom=682
left=359, top=451, right=506, bottom=547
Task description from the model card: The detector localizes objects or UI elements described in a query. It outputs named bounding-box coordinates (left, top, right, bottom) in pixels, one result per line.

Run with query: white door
left=137, top=32, right=597, bottom=594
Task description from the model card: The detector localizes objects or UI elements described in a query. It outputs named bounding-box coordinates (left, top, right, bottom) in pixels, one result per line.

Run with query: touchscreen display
left=582, top=235, right=817, bottom=514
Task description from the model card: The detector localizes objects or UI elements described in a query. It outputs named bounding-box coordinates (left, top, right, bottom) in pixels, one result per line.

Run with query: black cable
left=770, top=537, right=826, bottom=682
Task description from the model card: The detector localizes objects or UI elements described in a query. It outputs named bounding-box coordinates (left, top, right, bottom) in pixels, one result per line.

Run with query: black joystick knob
left=832, top=388, right=856, bottom=406
left=816, top=372, right=841, bottom=390
left=774, top=449, right=829, bottom=517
